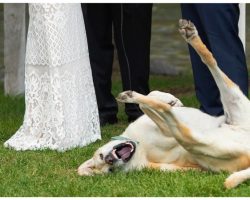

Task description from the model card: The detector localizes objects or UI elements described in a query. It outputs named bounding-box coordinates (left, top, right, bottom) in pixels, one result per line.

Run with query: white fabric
left=4, top=3, right=101, bottom=151
left=239, top=4, right=246, bottom=50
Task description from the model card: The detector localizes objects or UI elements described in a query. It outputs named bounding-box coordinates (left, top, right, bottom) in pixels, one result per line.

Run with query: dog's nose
left=105, top=154, right=116, bottom=165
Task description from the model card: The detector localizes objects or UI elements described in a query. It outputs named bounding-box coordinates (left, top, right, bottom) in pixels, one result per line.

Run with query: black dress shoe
left=100, top=116, right=118, bottom=127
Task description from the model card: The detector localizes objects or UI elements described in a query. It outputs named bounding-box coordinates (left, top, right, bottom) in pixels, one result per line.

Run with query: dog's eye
left=99, top=153, right=104, bottom=160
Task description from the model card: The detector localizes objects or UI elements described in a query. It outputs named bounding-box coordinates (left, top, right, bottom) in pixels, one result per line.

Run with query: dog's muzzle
left=104, top=141, right=136, bottom=165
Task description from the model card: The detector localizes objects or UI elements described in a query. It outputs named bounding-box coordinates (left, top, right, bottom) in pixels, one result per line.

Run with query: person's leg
left=181, top=3, right=248, bottom=116
left=82, top=4, right=118, bottom=125
left=112, top=3, right=152, bottom=121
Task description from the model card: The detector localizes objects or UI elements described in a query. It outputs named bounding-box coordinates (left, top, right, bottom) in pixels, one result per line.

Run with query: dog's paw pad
left=179, top=19, right=198, bottom=42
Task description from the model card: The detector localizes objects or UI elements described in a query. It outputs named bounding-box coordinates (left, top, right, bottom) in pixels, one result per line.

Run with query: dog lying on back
left=78, top=19, right=250, bottom=189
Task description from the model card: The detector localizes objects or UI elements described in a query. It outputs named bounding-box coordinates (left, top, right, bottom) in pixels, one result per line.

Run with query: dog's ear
left=77, top=158, right=95, bottom=176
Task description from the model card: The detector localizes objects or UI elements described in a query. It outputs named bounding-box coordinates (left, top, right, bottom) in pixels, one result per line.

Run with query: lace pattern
left=26, top=4, right=88, bottom=66
left=4, top=4, right=101, bottom=151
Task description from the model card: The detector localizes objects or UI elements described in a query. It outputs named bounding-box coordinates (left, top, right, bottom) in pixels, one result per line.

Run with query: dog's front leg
left=148, top=162, right=197, bottom=171
left=117, top=90, right=203, bottom=145
left=117, top=91, right=173, bottom=137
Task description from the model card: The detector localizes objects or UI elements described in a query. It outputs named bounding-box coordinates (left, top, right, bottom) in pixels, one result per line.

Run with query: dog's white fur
left=78, top=19, right=250, bottom=189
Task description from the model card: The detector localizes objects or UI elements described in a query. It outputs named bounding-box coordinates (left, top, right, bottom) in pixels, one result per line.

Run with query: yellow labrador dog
left=78, top=19, right=250, bottom=189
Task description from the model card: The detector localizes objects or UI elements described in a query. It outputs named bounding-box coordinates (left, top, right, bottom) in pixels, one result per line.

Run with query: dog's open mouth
left=112, top=141, right=136, bottom=163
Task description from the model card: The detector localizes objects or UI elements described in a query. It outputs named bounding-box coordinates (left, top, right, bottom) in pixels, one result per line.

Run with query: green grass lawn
left=1, top=72, right=250, bottom=197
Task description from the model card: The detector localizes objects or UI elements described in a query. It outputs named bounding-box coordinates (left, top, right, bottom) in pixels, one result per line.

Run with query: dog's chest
left=146, top=144, right=187, bottom=163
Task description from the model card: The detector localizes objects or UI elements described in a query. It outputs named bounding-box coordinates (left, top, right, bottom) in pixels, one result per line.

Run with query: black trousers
left=82, top=3, right=152, bottom=120
left=181, top=4, right=248, bottom=116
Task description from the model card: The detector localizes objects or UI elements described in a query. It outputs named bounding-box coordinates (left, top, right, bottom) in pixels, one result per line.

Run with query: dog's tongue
left=116, top=146, right=132, bottom=161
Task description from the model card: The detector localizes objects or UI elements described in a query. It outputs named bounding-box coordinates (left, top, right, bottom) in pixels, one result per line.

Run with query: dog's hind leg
left=179, top=19, right=250, bottom=126
left=224, top=168, right=250, bottom=189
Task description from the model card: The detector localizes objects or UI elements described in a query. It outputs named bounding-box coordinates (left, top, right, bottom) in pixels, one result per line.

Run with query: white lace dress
left=4, top=3, right=101, bottom=151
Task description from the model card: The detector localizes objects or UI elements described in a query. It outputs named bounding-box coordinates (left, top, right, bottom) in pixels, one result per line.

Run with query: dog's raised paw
left=116, top=90, right=136, bottom=103
left=179, top=19, right=198, bottom=42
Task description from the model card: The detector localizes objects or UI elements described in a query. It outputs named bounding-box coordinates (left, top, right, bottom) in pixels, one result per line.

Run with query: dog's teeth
left=112, top=149, right=119, bottom=159
left=126, top=142, right=134, bottom=152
